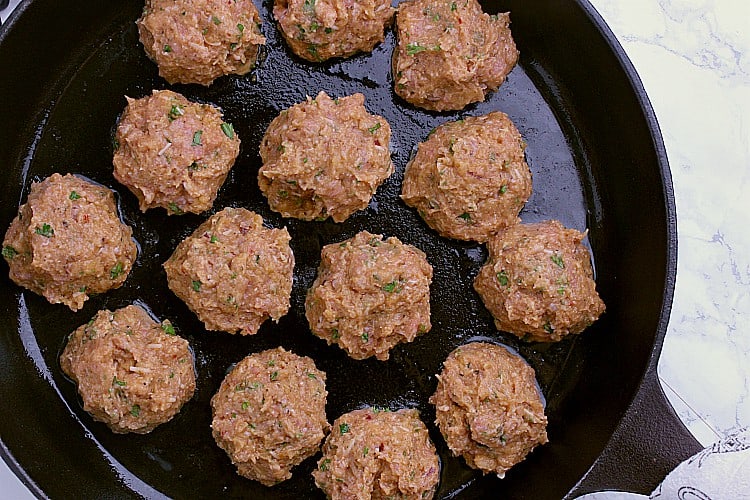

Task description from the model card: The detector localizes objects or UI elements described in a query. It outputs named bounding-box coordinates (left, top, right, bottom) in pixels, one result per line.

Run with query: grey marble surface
left=1, top=0, right=748, bottom=497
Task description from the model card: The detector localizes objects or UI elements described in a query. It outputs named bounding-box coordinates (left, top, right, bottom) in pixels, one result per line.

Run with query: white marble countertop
left=1, top=0, right=748, bottom=497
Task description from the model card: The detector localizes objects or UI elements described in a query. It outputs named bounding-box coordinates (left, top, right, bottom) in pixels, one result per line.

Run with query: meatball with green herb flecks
left=258, top=92, right=393, bottom=222
left=430, top=342, right=547, bottom=477
left=60, top=304, right=196, bottom=434
left=473, top=220, right=605, bottom=342
left=393, top=0, right=518, bottom=111
left=113, top=90, right=240, bottom=215
left=211, top=347, right=329, bottom=485
left=138, top=0, right=266, bottom=86
left=2, top=173, right=137, bottom=311
left=164, top=208, right=294, bottom=335
left=313, top=407, right=440, bottom=499
left=305, top=231, right=432, bottom=360
left=274, top=0, right=394, bottom=62
left=401, top=112, right=532, bottom=242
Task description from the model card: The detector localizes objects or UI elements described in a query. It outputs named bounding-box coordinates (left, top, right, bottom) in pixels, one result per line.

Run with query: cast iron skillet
left=0, top=0, right=701, bottom=498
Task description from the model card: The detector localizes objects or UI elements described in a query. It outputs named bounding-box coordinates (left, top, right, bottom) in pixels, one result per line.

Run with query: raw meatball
left=430, top=342, right=548, bottom=477
left=274, top=0, right=394, bottom=62
left=258, top=92, right=393, bottom=222
left=2, top=174, right=137, bottom=311
left=305, top=231, right=432, bottom=361
left=113, top=90, right=240, bottom=215
left=60, top=305, right=196, bottom=434
left=211, top=347, right=329, bottom=485
left=393, top=0, right=519, bottom=111
left=164, top=208, right=294, bottom=335
left=401, top=112, right=531, bottom=242
left=474, top=220, right=606, bottom=342
left=138, top=0, right=266, bottom=86
left=313, top=407, right=440, bottom=499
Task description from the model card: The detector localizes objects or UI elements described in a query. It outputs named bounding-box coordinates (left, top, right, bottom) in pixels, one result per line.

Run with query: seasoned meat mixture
left=138, top=0, right=266, bottom=86
left=113, top=90, right=240, bottom=215
left=259, top=92, right=393, bottom=222
left=430, top=342, right=547, bottom=477
left=313, top=407, right=440, bottom=499
left=393, top=0, right=519, bottom=111
left=211, top=347, right=329, bottom=485
left=2, top=173, right=137, bottom=311
left=274, top=0, right=394, bottom=62
left=305, top=231, right=432, bottom=360
left=401, top=112, right=532, bottom=242
left=473, top=220, right=606, bottom=342
left=164, top=208, right=294, bottom=335
left=60, top=304, right=196, bottom=434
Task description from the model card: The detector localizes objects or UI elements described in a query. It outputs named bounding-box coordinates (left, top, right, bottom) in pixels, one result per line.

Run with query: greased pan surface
left=0, top=0, right=698, bottom=498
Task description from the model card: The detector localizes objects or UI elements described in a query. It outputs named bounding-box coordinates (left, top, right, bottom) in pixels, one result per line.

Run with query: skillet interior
left=0, top=0, right=677, bottom=498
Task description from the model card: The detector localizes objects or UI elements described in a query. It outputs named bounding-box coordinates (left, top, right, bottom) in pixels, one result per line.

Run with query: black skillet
left=0, top=0, right=701, bottom=498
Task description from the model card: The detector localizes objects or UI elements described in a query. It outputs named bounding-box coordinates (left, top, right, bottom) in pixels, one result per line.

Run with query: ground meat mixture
left=274, top=0, right=394, bottom=62
left=305, top=231, right=432, bottom=361
left=430, top=342, right=547, bottom=477
left=211, top=347, right=329, bottom=486
left=113, top=90, right=240, bottom=215
left=138, top=0, right=266, bottom=86
left=313, top=407, right=440, bottom=499
left=393, top=0, right=519, bottom=111
left=473, top=220, right=606, bottom=342
left=60, top=304, right=196, bottom=434
left=258, top=92, right=393, bottom=222
left=164, top=208, right=294, bottom=336
left=2, top=174, right=137, bottom=311
left=401, top=112, right=532, bottom=242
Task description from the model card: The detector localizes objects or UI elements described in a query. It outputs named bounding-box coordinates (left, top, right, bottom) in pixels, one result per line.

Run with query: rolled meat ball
left=113, top=90, right=240, bottom=215
left=305, top=231, right=432, bottom=361
left=164, top=207, right=294, bottom=335
left=393, top=0, right=519, bottom=111
left=274, top=0, right=394, bottom=62
left=211, top=347, right=329, bottom=485
left=313, top=407, right=440, bottom=499
left=258, top=91, right=393, bottom=222
left=138, top=0, right=266, bottom=86
left=430, top=342, right=548, bottom=477
left=401, top=112, right=532, bottom=242
left=60, top=304, right=196, bottom=434
left=2, top=173, right=137, bottom=311
left=473, top=220, right=606, bottom=342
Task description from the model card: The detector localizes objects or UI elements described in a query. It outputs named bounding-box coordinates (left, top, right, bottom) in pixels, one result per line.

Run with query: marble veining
left=589, top=0, right=750, bottom=447
left=1, top=0, right=749, bottom=495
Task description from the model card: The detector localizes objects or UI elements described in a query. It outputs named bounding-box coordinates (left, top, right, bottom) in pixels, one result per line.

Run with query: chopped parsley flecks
left=130, top=404, right=141, bottom=417
left=382, top=280, right=401, bottom=293
left=163, top=44, right=172, bottom=53
left=161, top=322, right=176, bottom=336
left=110, top=262, right=124, bottom=280
left=368, top=122, right=381, bottom=134
left=496, top=270, right=510, bottom=287
left=551, top=254, right=565, bottom=269
left=168, top=202, right=184, bottom=215
left=168, top=104, right=184, bottom=121
left=35, top=223, right=54, bottom=238
left=2, top=245, right=18, bottom=259
left=192, top=280, right=202, bottom=292
left=69, top=191, right=81, bottom=200
left=192, top=130, right=203, bottom=146
left=339, top=423, right=350, bottom=434
left=406, top=43, right=428, bottom=56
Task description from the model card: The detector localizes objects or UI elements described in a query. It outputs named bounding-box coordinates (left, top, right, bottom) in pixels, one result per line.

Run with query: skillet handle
left=569, top=369, right=703, bottom=496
